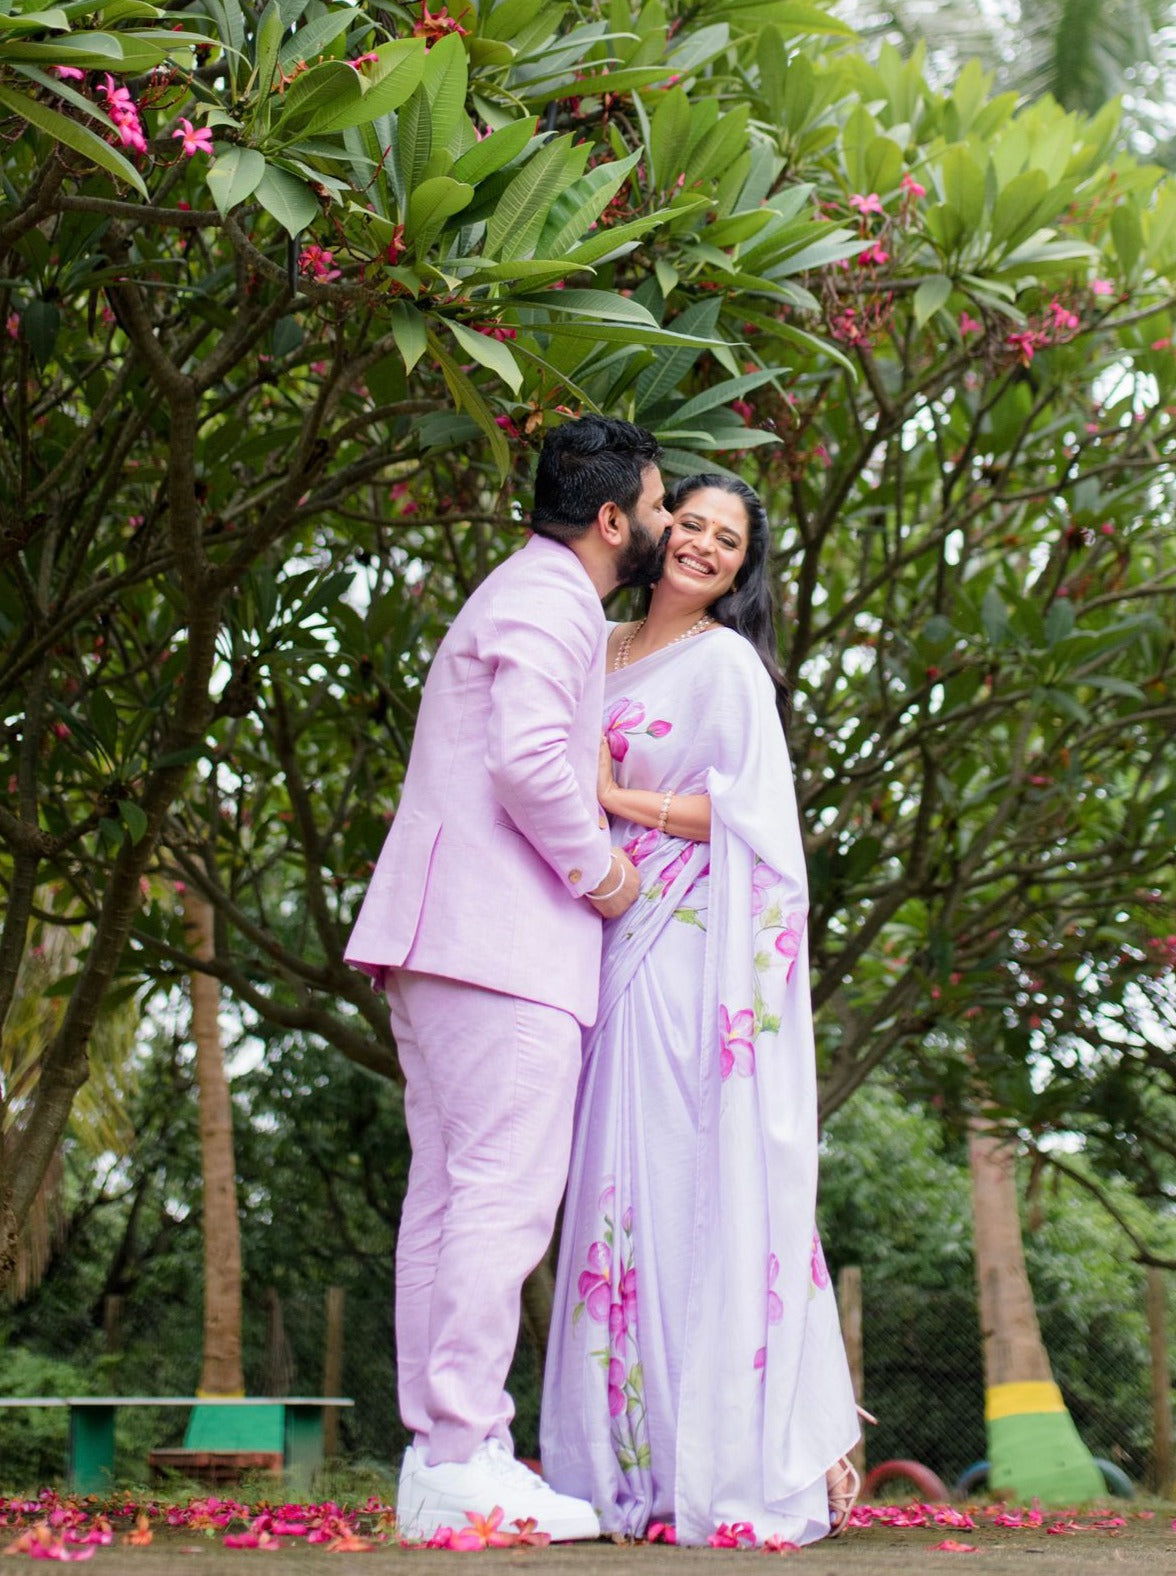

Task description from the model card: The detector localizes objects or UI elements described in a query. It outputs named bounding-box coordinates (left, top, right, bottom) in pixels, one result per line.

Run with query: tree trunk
left=969, top=1125, right=1053, bottom=1387
left=969, top=1120, right=1102, bottom=1502
left=183, top=882, right=244, bottom=1395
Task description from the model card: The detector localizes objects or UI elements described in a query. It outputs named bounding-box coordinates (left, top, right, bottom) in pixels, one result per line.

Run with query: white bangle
left=589, top=851, right=626, bottom=901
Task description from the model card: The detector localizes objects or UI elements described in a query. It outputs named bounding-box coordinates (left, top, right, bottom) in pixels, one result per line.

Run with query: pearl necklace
left=613, top=614, right=714, bottom=671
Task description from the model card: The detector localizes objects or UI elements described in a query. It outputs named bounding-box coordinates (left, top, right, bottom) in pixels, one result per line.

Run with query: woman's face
left=659, top=486, right=750, bottom=608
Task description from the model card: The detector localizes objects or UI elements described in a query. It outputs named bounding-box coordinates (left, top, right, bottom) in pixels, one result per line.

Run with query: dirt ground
left=9, top=1517, right=1176, bottom=1575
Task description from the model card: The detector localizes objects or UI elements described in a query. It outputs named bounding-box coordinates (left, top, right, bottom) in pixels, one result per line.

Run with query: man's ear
left=596, top=501, right=624, bottom=546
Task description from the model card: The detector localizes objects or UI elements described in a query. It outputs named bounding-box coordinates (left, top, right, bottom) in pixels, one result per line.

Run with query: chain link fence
left=850, top=1263, right=1160, bottom=1494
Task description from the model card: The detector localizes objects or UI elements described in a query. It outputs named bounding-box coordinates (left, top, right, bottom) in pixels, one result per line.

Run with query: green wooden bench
left=0, top=1396, right=353, bottom=1495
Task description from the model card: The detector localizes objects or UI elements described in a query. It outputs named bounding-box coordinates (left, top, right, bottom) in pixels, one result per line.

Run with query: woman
left=540, top=475, right=861, bottom=1546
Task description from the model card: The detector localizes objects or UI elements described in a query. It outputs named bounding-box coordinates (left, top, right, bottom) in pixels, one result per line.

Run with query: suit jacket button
left=569, top=868, right=582, bottom=884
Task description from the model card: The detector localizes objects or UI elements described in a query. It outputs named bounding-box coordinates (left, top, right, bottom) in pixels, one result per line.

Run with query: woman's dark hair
left=657, top=473, right=790, bottom=724
left=531, top=415, right=662, bottom=543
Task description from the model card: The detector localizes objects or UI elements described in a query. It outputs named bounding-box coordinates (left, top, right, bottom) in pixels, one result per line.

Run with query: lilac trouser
left=386, top=970, right=581, bottom=1466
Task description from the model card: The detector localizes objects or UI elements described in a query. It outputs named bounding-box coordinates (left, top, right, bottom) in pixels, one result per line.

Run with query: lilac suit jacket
left=344, top=533, right=615, bottom=1026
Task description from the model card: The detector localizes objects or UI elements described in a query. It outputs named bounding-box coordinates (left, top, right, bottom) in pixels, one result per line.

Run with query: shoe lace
left=479, top=1441, right=549, bottom=1491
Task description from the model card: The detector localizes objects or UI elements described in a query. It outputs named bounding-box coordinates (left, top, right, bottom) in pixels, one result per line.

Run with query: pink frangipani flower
left=849, top=192, right=884, bottom=216
left=858, top=242, right=890, bottom=267
left=172, top=118, right=213, bottom=157
left=900, top=173, right=926, bottom=198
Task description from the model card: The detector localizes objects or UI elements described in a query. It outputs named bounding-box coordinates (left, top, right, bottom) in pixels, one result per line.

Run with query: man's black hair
left=531, top=415, right=662, bottom=543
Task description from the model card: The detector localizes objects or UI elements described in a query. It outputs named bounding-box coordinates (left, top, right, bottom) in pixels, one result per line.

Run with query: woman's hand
left=597, top=734, right=617, bottom=814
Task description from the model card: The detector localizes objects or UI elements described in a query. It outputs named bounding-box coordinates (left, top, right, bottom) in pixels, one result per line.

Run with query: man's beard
left=616, top=521, right=669, bottom=588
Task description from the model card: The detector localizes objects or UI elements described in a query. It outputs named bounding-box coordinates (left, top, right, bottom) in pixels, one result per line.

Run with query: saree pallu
left=540, top=628, right=859, bottom=1546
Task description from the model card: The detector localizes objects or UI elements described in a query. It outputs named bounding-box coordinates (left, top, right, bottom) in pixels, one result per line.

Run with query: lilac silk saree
left=540, top=627, right=859, bottom=1546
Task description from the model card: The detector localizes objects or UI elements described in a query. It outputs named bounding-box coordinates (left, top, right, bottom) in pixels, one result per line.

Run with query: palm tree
left=835, top=0, right=1176, bottom=160
left=1, top=920, right=138, bottom=1299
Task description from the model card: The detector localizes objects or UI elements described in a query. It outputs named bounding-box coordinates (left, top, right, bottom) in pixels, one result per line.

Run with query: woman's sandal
left=826, top=1456, right=860, bottom=1537
left=827, top=1405, right=877, bottom=1537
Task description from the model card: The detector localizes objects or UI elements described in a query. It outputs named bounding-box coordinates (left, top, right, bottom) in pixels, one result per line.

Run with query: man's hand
left=587, top=849, right=640, bottom=918
left=597, top=734, right=618, bottom=813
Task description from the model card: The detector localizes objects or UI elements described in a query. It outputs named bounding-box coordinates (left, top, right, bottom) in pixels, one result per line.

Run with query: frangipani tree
left=0, top=0, right=861, bottom=1283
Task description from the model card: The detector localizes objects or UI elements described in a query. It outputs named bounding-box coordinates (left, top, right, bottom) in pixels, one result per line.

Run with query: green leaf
left=389, top=300, right=427, bottom=373
left=515, top=287, right=659, bottom=326
left=316, top=39, right=426, bottom=131
left=89, top=686, right=119, bottom=756
left=563, top=204, right=692, bottom=265
left=485, top=133, right=583, bottom=259
left=672, top=368, right=783, bottom=425
left=276, top=7, right=353, bottom=69
left=426, top=327, right=510, bottom=477
left=537, top=150, right=641, bottom=258
left=913, top=274, right=952, bottom=328
left=0, top=8, right=69, bottom=30
left=990, top=168, right=1048, bottom=250
left=273, top=59, right=360, bottom=137
left=981, top=586, right=1009, bottom=645
left=117, top=800, right=149, bottom=844
left=0, top=82, right=148, bottom=196
left=397, top=83, right=433, bottom=202
left=523, top=64, right=669, bottom=106
left=447, top=319, right=523, bottom=394
left=939, top=144, right=984, bottom=231
left=420, top=29, right=467, bottom=153
left=1111, top=202, right=1142, bottom=279
left=205, top=146, right=266, bottom=216
left=451, top=117, right=537, bottom=185
left=254, top=0, right=283, bottom=96
left=406, top=174, right=474, bottom=252
left=254, top=162, right=319, bottom=235
left=19, top=298, right=60, bottom=365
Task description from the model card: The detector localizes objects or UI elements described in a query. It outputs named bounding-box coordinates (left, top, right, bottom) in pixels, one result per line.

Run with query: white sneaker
left=397, top=1437, right=600, bottom=1542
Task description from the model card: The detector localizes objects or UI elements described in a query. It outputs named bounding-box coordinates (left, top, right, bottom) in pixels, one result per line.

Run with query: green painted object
left=183, top=1403, right=284, bottom=1451
left=988, top=1408, right=1105, bottom=1503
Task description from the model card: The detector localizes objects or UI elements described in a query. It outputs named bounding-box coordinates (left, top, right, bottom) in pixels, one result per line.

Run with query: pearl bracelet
left=657, top=790, right=674, bottom=835
left=589, top=851, right=626, bottom=901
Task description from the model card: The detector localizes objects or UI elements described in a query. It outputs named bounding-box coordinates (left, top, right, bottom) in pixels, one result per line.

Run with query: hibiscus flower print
left=719, top=1005, right=756, bottom=1080
left=609, top=1266, right=638, bottom=1342
left=604, top=697, right=672, bottom=761
left=623, top=827, right=662, bottom=866
left=811, top=1229, right=830, bottom=1290
left=774, top=910, right=806, bottom=982
left=608, top=1358, right=626, bottom=1418
left=751, top=861, right=779, bottom=916
left=766, top=1252, right=783, bottom=1324
left=576, top=1241, right=613, bottom=1323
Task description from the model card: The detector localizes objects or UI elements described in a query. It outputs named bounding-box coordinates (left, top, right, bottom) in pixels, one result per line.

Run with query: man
left=345, top=415, right=671, bottom=1539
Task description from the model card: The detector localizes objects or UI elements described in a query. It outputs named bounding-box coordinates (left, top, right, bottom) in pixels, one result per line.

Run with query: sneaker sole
left=397, top=1487, right=599, bottom=1543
